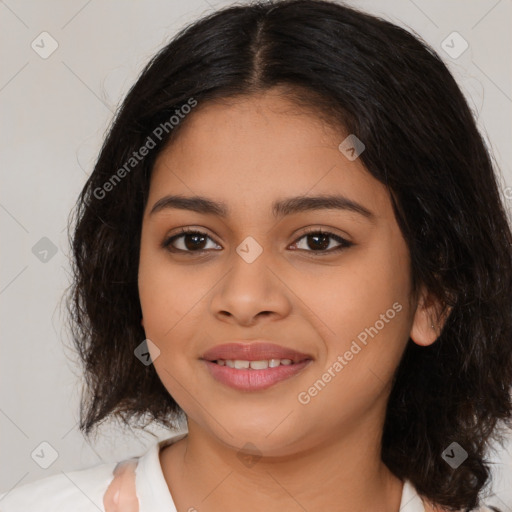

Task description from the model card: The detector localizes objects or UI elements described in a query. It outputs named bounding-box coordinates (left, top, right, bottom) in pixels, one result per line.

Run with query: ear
left=410, top=284, right=451, bottom=347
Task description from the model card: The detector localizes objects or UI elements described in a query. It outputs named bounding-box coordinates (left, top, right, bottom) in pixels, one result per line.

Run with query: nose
left=209, top=249, right=292, bottom=327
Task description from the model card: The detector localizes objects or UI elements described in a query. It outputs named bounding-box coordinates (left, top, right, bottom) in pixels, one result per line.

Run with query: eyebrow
left=149, top=194, right=376, bottom=221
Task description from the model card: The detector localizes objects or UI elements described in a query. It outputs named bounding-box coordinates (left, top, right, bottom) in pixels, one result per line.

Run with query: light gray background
left=1, top=0, right=511, bottom=508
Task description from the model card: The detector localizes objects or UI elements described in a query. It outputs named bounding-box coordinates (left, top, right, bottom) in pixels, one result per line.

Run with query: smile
left=214, top=358, right=296, bottom=369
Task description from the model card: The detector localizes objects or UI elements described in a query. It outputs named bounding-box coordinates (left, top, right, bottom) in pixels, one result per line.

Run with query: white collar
left=400, top=479, right=426, bottom=511
left=134, top=432, right=187, bottom=511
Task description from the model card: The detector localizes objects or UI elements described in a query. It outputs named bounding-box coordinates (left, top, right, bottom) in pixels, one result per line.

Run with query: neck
left=160, top=416, right=405, bottom=512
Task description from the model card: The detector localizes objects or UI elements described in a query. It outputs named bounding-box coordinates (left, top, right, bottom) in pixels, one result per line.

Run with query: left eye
left=291, top=229, right=353, bottom=253
left=162, top=228, right=353, bottom=254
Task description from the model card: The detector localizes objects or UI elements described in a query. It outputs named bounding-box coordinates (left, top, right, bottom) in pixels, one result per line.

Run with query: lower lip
left=202, top=360, right=312, bottom=391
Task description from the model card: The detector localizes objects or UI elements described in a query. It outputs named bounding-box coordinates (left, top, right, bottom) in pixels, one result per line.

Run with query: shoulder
left=426, top=499, right=500, bottom=512
left=405, top=480, right=498, bottom=512
left=0, top=433, right=186, bottom=512
left=426, top=499, right=499, bottom=512
left=0, top=460, right=118, bottom=512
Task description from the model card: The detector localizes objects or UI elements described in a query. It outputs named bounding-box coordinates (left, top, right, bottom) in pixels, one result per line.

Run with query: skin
left=138, top=87, right=445, bottom=512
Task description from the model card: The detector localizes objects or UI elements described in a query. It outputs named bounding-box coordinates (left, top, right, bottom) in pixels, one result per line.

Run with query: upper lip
left=201, top=342, right=313, bottom=363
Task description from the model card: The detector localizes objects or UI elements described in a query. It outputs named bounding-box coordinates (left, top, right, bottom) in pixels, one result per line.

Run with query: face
left=138, top=88, right=437, bottom=456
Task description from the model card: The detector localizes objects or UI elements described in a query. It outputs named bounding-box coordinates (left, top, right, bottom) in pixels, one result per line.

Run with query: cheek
left=139, top=237, right=179, bottom=342
left=323, top=240, right=410, bottom=330
left=138, top=233, right=192, bottom=332
left=138, top=247, right=204, bottom=403
left=138, top=239, right=212, bottom=368
left=313, top=234, right=413, bottom=375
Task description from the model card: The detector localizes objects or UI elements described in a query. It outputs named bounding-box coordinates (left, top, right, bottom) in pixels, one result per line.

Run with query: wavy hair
left=66, top=1, right=512, bottom=510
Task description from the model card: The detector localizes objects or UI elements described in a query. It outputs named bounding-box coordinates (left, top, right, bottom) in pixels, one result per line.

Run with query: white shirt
left=0, top=432, right=493, bottom=511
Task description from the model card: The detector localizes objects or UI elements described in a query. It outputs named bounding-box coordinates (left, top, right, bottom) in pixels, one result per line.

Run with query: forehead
left=148, top=91, right=392, bottom=222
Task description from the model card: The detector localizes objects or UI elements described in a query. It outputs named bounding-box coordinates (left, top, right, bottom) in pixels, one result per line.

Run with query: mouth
left=200, top=341, right=313, bottom=391
left=209, top=358, right=310, bottom=369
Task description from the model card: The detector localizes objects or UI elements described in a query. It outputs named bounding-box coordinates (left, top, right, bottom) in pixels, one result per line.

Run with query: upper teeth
left=217, top=359, right=294, bottom=369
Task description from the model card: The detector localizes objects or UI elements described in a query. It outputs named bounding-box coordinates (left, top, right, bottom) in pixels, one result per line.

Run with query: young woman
left=1, top=0, right=510, bottom=510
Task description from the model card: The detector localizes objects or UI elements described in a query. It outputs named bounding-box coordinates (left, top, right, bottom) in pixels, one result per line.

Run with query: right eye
left=161, top=228, right=222, bottom=254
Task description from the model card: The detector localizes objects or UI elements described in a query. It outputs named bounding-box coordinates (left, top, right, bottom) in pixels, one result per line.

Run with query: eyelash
left=161, top=227, right=354, bottom=256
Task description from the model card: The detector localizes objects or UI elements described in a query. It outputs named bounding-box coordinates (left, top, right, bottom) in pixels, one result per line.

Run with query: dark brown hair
left=66, top=1, right=512, bottom=510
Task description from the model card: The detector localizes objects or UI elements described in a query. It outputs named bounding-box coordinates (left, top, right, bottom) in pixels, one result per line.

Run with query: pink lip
left=201, top=342, right=312, bottom=363
left=200, top=342, right=313, bottom=391
left=203, top=360, right=312, bottom=391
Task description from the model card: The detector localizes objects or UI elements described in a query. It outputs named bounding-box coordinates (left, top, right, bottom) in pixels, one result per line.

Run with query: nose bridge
left=226, top=237, right=273, bottom=301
